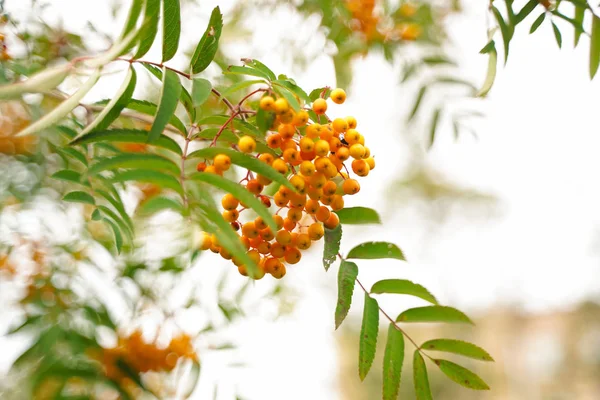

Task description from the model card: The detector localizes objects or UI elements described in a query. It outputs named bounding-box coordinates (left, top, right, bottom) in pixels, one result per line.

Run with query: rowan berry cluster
left=197, top=88, right=375, bottom=280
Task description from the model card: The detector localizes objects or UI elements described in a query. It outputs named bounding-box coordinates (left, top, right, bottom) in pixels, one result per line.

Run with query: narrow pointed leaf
left=346, top=242, right=405, bottom=261
left=186, top=147, right=295, bottom=191
left=221, top=79, right=266, bottom=97
left=15, top=69, right=101, bottom=137
left=591, top=16, right=600, bottom=79
left=397, top=306, right=473, bottom=324
left=190, top=172, right=277, bottom=232
left=120, top=0, right=144, bottom=38
left=0, top=64, right=70, bottom=100
left=63, top=191, right=95, bottom=205
left=149, top=68, right=181, bottom=142
left=515, top=0, right=538, bottom=23
left=407, top=86, right=427, bottom=121
left=359, top=294, right=379, bottom=380
left=492, top=6, right=511, bottom=63
left=162, top=0, right=181, bottom=62
left=52, top=170, right=89, bottom=187
left=134, top=0, right=160, bottom=59
left=421, top=339, right=494, bottom=361
left=88, top=153, right=180, bottom=175
left=272, top=83, right=301, bottom=111
left=382, top=324, right=405, bottom=400
left=190, top=6, right=223, bottom=74
left=552, top=22, right=562, bottom=48
left=242, top=59, right=277, bottom=81
left=121, top=98, right=186, bottom=134
left=574, top=6, right=585, bottom=47
left=191, top=78, right=212, bottom=107
left=70, top=129, right=181, bottom=155
left=428, top=108, right=441, bottom=148
left=323, top=224, right=342, bottom=271
left=435, top=359, right=490, bottom=390
left=137, top=196, right=183, bottom=216
left=225, top=65, right=271, bottom=80
left=370, top=279, right=438, bottom=304
left=334, top=260, right=358, bottom=329
left=334, top=207, right=381, bottom=225
left=530, top=13, right=545, bottom=34
left=413, top=351, right=433, bottom=400
left=477, top=44, right=497, bottom=97
left=141, top=63, right=195, bottom=122
left=105, top=219, right=123, bottom=253
left=111, top=169, right=183, bottom=195
left=196, top=115, right=262, bottom=138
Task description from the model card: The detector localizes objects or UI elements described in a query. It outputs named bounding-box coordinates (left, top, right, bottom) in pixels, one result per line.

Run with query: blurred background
left=2, top=0, right=600, bottom=399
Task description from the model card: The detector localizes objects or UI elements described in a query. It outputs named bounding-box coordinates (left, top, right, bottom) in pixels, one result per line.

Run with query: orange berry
left=257, top=174, right=272, bottom=186
left=324, top=212, right=339, bottom=229
left=365, top=157, right=375, bottom=170
left=196, top=162, right=207, bottom=172
left=332, top=118, right=348, bottom=133
left=305, top=199, right=320, bottom=214
left=238, top=265, right=248, bottom=276
left=300, top=160, right=316, bottom=176
left=279, top=186, right=293, bottom=198
left=222, top=209, right=239, bottom=222
left=288, top=193, right=307, bottom=208
left=274, top=191, right=288, bottom=207
left=278, top=124, right=296, bottom=140
left=357, top=134, right=365, bottom=145
left=276, top=230, right=292, bottom=245
left=330, top=88, right=346, bottom=104
left=205, top=165, right=222, bottom=175
left=259, top=195, right=271, bottom=207
left=272, top=158, right=289, bottom=174
left=246, top=179, right=264, bottom=194
left=267, top=134, right=282, bottom=149
left=308, top=223, right=325, bottom=241
left=300, top=150, right=316, bottom=161
left=299, top=137, right=315, bottom=153
left=315, top=206, right=331, bottom=222
left=241, top=235, right=251, bottom=249
left=219, top=247, right=232, bottom=260
left=260, top=227, right=274, bottom=241
left=213, top=154, right=231, bottom=171
left=255, top=216, right=268, bottom=230
left=238, top=136, right=256, bottom=153
left=306, top=123, right=322, bottom=139
left=306, top=186, right=323, bottom=201
left=292, top=110, right=309, bottom=126
left=283, top=148, right=300, bottom=164
left=221, top=194, right=239, bottom=210
left=263, top=257, right=278, bottom=273
left=256, top=241, right=271, bottom=255
left=320, top=195, right=333, bottom=206
left=296, top=233, right=312, bottom=250
left=323, top=162, right=338, bottom=179
left=352, top=159, right=370, bottom=177
left=259, top=153, right=275, bottom=164
left=323, top=181, right=337, bottom=196
left=279, top=109, right=294, bottom=123
left=284, top=247, right=302, bottom=264
left=248, top=236, right=263, bottom=249
left=335, top=146, right=350, bottom=161
left=345, top=116, right=357, bottom=129
left=329, top=137, right=343, bottom=152
left=349, top=144, right=366, bottom=159
left=242, top=222, right=259, bottom=238
left=330, top=195, right=344, bottom=211
left=273, top=215, right=284, bottom=229
left=363, top=147, right=371, bottom=158
left=231, top=221, right=241, bottom=231
left=247, top=250, right=261, bottom=265
left=270, top=261, right=286, bottom=279
left=270, top=243, right=285, bottom=258
left=289, top=175, right=305, bottom=192
left=287, top=207, right=303, bottom=222
left=319, top=126, right=334, bottom=141
left=344, top=129, right=360, bottom=145
left=281, top=139, right=297, bottom=151
left=260, top=96, right=275, bottom=111
left=199, top=233, right=211, bottom=250
left=274, top=98, right=289, bottom=114
left=309, top=172, right=327, bottom=189
left=314, top=140, right=330, bottom=157
left=342, top=179, right=360, bottom=195
left=283, top=218, right=296, bottom=231
left=312, top=98, right=327, bottom=115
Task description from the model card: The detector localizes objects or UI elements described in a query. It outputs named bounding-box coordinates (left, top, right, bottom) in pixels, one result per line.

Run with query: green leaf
left=309, top=87, right=331, bottom=102
left=435, top=359, right=490, bottom=390
left=122, top=98, right=186, bottom=134
left=334, top=260, right=358, bottom=329
left=190, top=172, right=277, bottom=232
left=552, top=22, right=562, bottom=48
left=162, top=0, right=181, bottom=62
left=7, top=315, right=44, bottom=335
left=190, top=6, right=223, bottom=74
left=149, top=68, right=182, bottom=142
left=56, top=147, right=87, bottom=166
left=359, top=294, right=379, bottom=381
left=492, top=6, right=512, bottom=63
left=371, top=279, right=437, bottom=304
left=242, top=59, right=277, bottom=81
left=256, top=108, right=275, bottom=134
left=397, top=306, right=473, bottom=324
left=334, top=207, right=381, bottom=225
left=272, top=82, right=301, bottom=111
left=413, top=351, right=433, bottom=400
left=88, top=153, right=180, bottom=175
left=141, top=63, right=195, bottom=122
left=52, top=170, right=89, bottom=187
left=187, top=147, right=295, bottom=191
left=111, top=169, right=183, bottom=195
left=479, top=41, right=495, bottom=54
left=105, top=218, right=123, bottom=253
left=552, top=10, right=585, bottom=33
left=97, top=205, right=134, bottom=241
left=382, top=324, right=405, bottom=400
left=134, top=0, right=160, bottom=59
left=63, top=191, right=95, bottom=205
left=591, top=16, right=600, bottom=79
left=274, top=79, right=311, bottom=103
left=136, top=196, right=183, bottom=216
left=428, top=108, right=441, bottom=148
left=477, top=44, right=497, bottom=97
left=196, top=115, right=262, bottom=138
left=346, top=242, right=405, bottom=261
left=120, top=0, right=144, bottom=39
left=91, top=208, right=102, bottom=220
left=221, top=79, right=266, bottom=97
left=191, top=78, right=212, bottom=107
left=70, top=129, right=182, bottom=155
left=407, top=86, right=427, bottom=122
left=574, top=6, right=585, bottom=47
left=0, top=64, right=71, bottom=100
left=225, top=65, right=271, bottom=80
left=422, top=55, right=456, bottom=65
left=323, top=224, right=342, bottom=271
left=515, top=0, right=538, bottom=23
left=95, top=189, right=134, bottom=233
left=421, top=339, right=494, bottom=361
left=530, top=13, right=546, bottom=34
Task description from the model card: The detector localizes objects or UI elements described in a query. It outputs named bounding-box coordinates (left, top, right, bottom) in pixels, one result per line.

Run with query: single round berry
left=284, top=247, right=302, bottom=264
left=205, top=165, right=222, bottom=175
left=259, top=153, right=274, bottom=164
left=267, top=134, right=282, bottom=149
left=274, top=98, right=289, bottom=114
left=365, top=156, right=375, bottom=170
left=344, top=129, right=361, bottom=145
left=305, top=123, right=321, bottom=139
left=213, top=154, right=231, bottom=171
left=324, top=212, right=340, bottom=229
left=221, top=193, right=239, bottom=210
left=222, top=209, right=239, bottom=222
left=259, top=96, right=275, bottom=111
left=287, top=207, right=303, bottom=222
left=273, top=215, right=284, bottom=230
left=308, top=223, right=325, bottom=241
left=345, top=116, right=357, bottom=129
left=300, top=161, right=316, bottom=176
left=299, top=137, right=315, bottom=153
left=272, top=158, right=289, bottom=174
left=242, top=222, right=259, bottom=239
left=332, top=118, right=348, bottom=133
left=330, top=88, right=346, bottom=104
left=335, top=146, right=350, bottom=161
left=305, top=199, right=320, bottom=214
left=196, top=162, right=207, bottom=172
left=323, top=181, right=337, bottom=196
left=283, top=148, right=300, bottom=164
left=278, top=124, right=295, bottom=140
left=293, top=110, right=309, bottom=126
left=349, top=143, right=366, bottom=159
left=352, top=159, right=370, bottom=177
left=296, top=233, right=312, bottom=250
left=238, top=136, right=256, bottom=153
left=276, top=229, right=292, bottom=245
left=270, top=243, right=285, bottom=258
left=255, top=216, right=268, bottom=230
left=330, top=194, right=344, bottom=211
left=199, top=233, right=211, bottom=250
left=314, top=140, right=330, bottom=157
left=283, top=218, right=296, bottom=231
left=342, top=179, right=360, bottom=195
left=312, top=98, right=328, bottom=115
left=315, top=205, right=331, bottom=222
left=246, top=179, right=264, bottom=194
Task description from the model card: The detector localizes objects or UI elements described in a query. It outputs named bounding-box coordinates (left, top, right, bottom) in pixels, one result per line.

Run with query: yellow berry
left=296, top=233, right=312, bottom=250
left=314, top=140, right=330, bottom=157
left=293, top=110, right=309, bottom=126
left=260, top=96, right=275, bottom=111
left=238, top=136, right=256, bottom=153
left=274, top=98, right=289, bottom=114
left=289, top=175, right=306, bottom=192
left=330, top=88, right=346, bottom=104
left=221, top=193, right=239, bottom=210
left=276, top=230, right=292, bottom=245
left=345, top=116, right=357, bottom=129
left=299, top=160, right=316, bottom=176
left=312, top=98, right=327, bottom=115
left=324, top=212, right=339, bottom=229
left=352, top=159, right=370, bottom=177
left=332, top=118, right=348, bottom=133
left=330, top=195, right=344, bottom=211
left=306, top=123, right=321, bottom=139
left=349, top=143, right=366, bottom=159
left=223, top=209, right=239, bottom=222
left=308, top=223, right=325, bottom=241
left=213, top=154, right=231, bottom=171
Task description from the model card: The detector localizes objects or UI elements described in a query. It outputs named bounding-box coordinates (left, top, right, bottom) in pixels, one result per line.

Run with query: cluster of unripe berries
left=198, top=88, right=375, bottom=279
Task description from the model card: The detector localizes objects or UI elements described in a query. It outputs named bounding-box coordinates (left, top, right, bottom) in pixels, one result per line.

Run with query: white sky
left=3, top=0, right=600, bottom=399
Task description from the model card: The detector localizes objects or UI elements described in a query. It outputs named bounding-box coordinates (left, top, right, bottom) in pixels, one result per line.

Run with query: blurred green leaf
left=225, top=65, right=271, bottom=80
left=591, top=16, right=600, bottom=78
left=413, top=351, right=433, bottom=400
left=52, top=170, right=90, bottom=187
left=134, top=0, right=160, bottom=59
left=242, top=59, right=276, bottom=80
left=191, top=78, right=212, bottom=107
left=120, top=0, right=144, bottom=39
left=70, top=129, right=182, bottom=155
left=382, top=324, right=405, bottom=400
left=149, top=68, right=182, bottom=142
left=112, top=169, right=183, bottom=195
left=89, top=153, right=180, bottom=175
left=359, top=293, right=379, bottom=380
left=492, top=6, right=512, bottom=63
left=136, top=196, right=183, bottom=216
left=574, top=5, right=585, bottom=46
left=63, top=191, right=95, bottom=205
left=335, top=207, right=381, bottom=225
